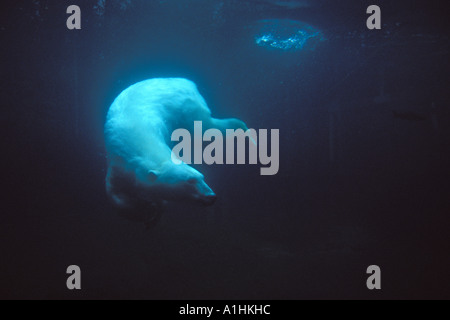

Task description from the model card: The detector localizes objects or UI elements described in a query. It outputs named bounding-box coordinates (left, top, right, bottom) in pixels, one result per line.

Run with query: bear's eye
left=187, top=178, right=197, bottom=185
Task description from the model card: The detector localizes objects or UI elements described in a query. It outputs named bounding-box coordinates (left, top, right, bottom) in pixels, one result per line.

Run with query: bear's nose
left=202, top=194, right=217, bottom=206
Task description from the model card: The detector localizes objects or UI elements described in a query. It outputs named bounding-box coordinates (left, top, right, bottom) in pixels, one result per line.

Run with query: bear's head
left=139, top=161, right=217, bottom=206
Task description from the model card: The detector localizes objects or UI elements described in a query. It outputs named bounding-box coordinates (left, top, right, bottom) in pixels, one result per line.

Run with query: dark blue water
left=1, top=0, right=449, bottom=299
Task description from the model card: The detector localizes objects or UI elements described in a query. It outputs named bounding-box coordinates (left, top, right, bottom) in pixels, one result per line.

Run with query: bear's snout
left=194, top=179, right=217, bottom=206
left=200, top=193, right=217, bottom=206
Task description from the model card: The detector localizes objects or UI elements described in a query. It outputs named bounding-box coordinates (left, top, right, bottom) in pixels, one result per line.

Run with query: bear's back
left=108, top=78, right=211, bottom=125
left=105, top=78, right=213, bottom=167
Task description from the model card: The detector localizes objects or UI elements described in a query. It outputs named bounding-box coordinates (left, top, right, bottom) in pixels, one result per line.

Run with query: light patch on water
left=261, top=0, right=311, bottom=10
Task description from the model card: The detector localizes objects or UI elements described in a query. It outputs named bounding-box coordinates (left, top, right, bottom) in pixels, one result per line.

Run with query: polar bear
left=104, top=78, right=249, bottom=224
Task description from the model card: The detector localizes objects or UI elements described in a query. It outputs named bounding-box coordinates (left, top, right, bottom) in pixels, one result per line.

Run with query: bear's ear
left=147, top=171, right=159, bottom=182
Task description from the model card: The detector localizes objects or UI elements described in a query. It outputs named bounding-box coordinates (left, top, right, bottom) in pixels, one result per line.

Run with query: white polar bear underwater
left=104, top=78, right=249, bottom=226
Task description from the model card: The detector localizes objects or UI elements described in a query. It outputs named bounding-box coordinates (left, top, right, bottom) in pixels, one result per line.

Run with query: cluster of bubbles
left=254, top=19, right=326, bottom=51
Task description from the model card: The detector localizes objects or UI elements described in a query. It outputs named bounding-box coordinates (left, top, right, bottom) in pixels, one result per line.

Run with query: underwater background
left=1, top=0, right=449, bottom=299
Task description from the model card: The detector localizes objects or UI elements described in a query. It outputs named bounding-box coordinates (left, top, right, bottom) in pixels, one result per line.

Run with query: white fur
left=104, top=78, right=247, bottom=207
